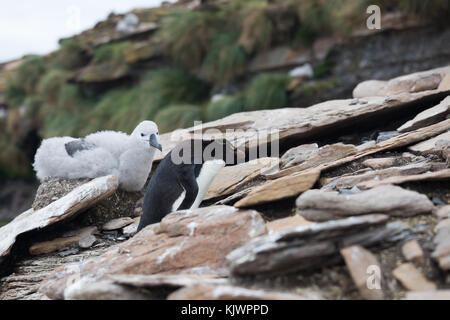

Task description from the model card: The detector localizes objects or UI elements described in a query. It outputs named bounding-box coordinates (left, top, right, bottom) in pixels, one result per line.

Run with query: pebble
left=58, top=248, right=80, bottom=257
left=79, top=235, right=97, bottom=249
left=401, top=240, right=425, bottom=265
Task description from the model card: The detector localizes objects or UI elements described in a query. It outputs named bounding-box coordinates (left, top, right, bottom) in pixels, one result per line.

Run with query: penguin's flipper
left=177, top=166, right=199, bottom=210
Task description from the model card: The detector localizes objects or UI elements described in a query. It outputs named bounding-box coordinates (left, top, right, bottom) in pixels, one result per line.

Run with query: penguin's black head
left=170, top=138, right=245, bottom=166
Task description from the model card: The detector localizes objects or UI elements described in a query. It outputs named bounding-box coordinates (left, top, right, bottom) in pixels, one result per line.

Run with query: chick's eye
left=141, top=133, right=145, bottom=137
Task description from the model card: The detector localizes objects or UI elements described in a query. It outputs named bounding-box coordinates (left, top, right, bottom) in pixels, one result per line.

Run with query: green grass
left=3, top=0, right=450, bottom=180
left=56, top=39, right=88, bottom=70
left=244, top=73, right=290, bottom=111
left=157, top=9, right=219, bottom=69
left=81, top=67, right=210, bottom=135
left=139, top=67, right=210, bottom=117
left=93, top=42, right=133, bottom=65
left=11, top=56, right=47, bottom=96
left=154, top=104, right=204, bottom=133
left=37, top=69, right=69, bottom=105
left=237, top=1, right=273, bottom=54
left=5, top=81, right=26, bottom=108
left=202, top=32, right=248, bottom=84
left=205, top=94, right=245, bottom=122
left=0, top=119, right=34, bottom=178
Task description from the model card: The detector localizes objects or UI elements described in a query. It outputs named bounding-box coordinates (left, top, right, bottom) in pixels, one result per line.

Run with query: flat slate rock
left=362, top=157, right=404, bottom=170
left=321, top=162, right=434, bottom=191
left=29, top=226, right=98, bottom=255
left=102, top=217, right=135, bottom=231
left=392, top=263, right=436, bottom=292
left=0, top=175, right=118, bottom=266
left=408, top=131, right=450, bottom=154
left=353, top=66, right=450, bottom=98
left=358, top=169, right=450, bottom=189
left=432, top=222, right=450, bottom=271
left=263, top=119, right=450, bottom=180
left=156, top=87, right=450, bottom=162
left=267, top=143, right=356, bottom=179
left=204, top=157, right=278, bottom=200
left=401, top=240, right=425, bottom=265
left=167, top=284, right=311, bottom=300
left=40, top=206, right=266, bottom=300
left=266, top=215, right=316, bottom=234
left=398, top=96, right=450, bottom=132
left=235, top=168, right=320, bottom=207
left=340, top=245, right=384, bottom=300
left=109, top=274, right=228, bottom=289
left=405, top=290, right=450, bottom=300
left=296, top=185, right=434, bottom=222
left=226, top=214, right=409, bottom=277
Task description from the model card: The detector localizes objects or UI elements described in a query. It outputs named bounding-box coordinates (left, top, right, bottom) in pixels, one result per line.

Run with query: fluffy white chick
left=33, top=121, right=162, bottom=191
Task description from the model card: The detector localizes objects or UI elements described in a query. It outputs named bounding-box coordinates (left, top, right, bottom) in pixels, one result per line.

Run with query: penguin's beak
left=149, top=134, right=162, bottom=151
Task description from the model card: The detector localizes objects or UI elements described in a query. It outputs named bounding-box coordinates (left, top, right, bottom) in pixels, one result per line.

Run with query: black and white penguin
left=137, top=138, right=244, bottom=232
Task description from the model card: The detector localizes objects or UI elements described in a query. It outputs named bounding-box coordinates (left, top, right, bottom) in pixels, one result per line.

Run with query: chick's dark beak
left=149, top=134, right=162, bottom=151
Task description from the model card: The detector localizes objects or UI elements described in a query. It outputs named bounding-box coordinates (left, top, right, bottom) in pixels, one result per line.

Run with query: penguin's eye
left=156, top=132, right=159, bottom=135
left=141, top=133, right=145, bottom=137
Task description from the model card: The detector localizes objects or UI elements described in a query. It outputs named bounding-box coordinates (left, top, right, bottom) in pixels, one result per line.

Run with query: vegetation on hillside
left=2, top=0, right=449, bottom=178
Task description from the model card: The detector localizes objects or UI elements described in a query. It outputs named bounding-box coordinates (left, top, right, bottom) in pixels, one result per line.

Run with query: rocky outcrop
left=1, top=65, right=450, bottom=300
left=398, top=96, right=450, bottom=132
left=235, top=168, right=320, bottom=207
left=296, top=185, right=434, bottom=222
left=29, top=226, right=99, bottom=255
left=354, top=66, right=450, bottom=98
left=408, top=131, right=450, bottom=155
left=39, top=206, right=266, bottom=299
left=0, top=175, right=118, bottom=266
left=157, top=80, right=450, bottom=162
left=321, top=162, right=437, bottom=191
left=226, top=214, right=409, bottom=277
left=32, top=177, right=143, bottom=226
left=262, top=119, right=450, bottom=181
left=204, top=157, right=278, bottom=201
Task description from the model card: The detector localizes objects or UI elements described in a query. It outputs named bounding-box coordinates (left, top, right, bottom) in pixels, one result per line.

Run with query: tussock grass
left=203, top=32, right=247, bottom=84
left=37, top=69, right=69, bottom=105
left=245, top=73, right=289, bottom=111
left=154, top=104, right=204, bottom=133
left=205, top=95, right=245, bottom=122
left=157, top=9, right=219, bottom=69
left=10, top=56, right=46, bottom=96
left=56, top=39, right=88, bottom=70
left=93, top=42, right=133, bottom=65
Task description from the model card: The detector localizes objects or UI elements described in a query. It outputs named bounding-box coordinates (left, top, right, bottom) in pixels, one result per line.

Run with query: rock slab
left=340, top=245, right=384, bottom=300
left=227, top=214, right=409, bottom=277
left=40, top=206, right=266, bottom=299
left=0, top=175, right=118, bottom=265
left=296, top=185, right=434, bottom=221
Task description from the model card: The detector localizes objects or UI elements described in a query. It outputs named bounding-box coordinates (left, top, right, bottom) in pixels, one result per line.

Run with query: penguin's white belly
left=191, top=160, right=225, bottom=209
left=172, top=188, right=186, bottom=212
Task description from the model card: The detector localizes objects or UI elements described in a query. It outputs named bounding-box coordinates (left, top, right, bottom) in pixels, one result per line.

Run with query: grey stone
left=296, top=185, right=434, bottom=221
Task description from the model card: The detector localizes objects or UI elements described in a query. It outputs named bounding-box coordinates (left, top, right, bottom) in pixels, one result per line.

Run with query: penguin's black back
left=137, top=138, right=242, bottom=232
left=138, top=151, right=201, bottom=231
